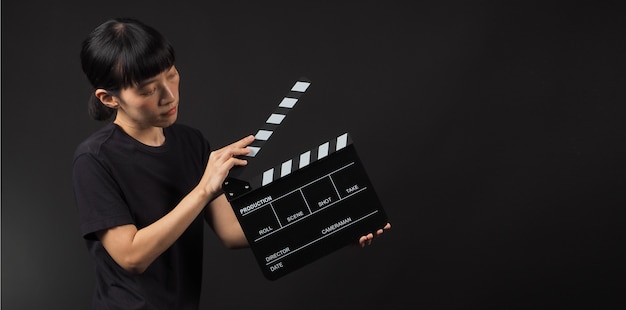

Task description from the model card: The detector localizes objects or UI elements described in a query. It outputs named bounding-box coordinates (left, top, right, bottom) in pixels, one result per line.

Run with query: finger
left=230, top=136, right=255, bottom=157
left=228, top=156, right=248, bottom=166
left=359, top=236, right=367, bottom=247
left=234, top=135, right=255, bottom=147
left=232, top=147, right=251, bottom=158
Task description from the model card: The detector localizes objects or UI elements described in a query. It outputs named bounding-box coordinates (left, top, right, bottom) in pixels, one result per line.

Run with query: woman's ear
left=95, top=89, right=119, bottom=109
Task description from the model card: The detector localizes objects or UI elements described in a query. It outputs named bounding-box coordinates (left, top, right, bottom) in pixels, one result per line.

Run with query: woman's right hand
left=200, top=135, right=255, bottom=200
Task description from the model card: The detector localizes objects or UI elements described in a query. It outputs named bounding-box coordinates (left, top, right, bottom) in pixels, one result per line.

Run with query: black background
left=2, top=1, right=626, bottom=309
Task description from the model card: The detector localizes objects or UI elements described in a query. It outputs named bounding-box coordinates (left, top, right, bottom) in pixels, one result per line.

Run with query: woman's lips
left=164, top=106, right=177, bottom=116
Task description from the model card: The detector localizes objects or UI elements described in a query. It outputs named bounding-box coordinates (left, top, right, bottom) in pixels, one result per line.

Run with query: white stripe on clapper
left=261, top=133, right=350, bottom=186
left=246, top=79, right=311, bottom=158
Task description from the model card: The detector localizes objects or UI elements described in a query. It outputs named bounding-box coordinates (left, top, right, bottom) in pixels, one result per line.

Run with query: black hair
left=80, top=18, right=176, bottom=121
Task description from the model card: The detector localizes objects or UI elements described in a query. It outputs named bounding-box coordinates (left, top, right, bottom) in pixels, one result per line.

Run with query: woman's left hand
left=358, top=222, right=392, bottom=247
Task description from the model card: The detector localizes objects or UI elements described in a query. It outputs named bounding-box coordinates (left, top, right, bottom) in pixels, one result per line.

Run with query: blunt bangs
left=113, top=27, right=175, bottom=89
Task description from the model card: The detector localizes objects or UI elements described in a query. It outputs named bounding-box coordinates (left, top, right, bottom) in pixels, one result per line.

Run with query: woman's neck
left=113, top=119, right=165, bottom=147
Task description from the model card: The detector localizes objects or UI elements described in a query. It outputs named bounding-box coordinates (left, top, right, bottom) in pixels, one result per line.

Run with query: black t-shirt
left=72, top=123, right=210, bottom=310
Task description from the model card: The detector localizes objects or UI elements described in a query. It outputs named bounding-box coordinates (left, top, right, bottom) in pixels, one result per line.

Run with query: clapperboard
left=223, top=78, right=388, bottom=281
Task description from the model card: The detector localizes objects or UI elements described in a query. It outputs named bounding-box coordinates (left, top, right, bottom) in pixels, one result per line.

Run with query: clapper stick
left=224, top=77, right=311, bottom=197
left=244, top=78, right=311, bottom=159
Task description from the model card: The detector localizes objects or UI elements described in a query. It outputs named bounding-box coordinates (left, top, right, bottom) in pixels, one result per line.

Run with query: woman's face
left=114, top=65, right=180, bottom=129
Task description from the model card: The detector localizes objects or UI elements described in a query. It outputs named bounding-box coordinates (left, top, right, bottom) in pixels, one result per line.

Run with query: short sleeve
left=72, top=153, right=134, bottom=240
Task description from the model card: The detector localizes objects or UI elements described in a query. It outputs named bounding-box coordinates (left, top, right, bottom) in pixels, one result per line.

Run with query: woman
left=73, top=17, right=391, bottom=309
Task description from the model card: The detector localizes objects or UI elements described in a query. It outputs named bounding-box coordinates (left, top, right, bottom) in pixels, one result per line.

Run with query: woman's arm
left=96, top=187, right=214, bottom=274
left=97, top=135, right=255, bottom=274
left=204, top=194, right=249, bottom=249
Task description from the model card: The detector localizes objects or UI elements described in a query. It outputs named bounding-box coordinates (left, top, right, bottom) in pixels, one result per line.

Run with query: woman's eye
left=142, top=88, right=156, bottom=96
